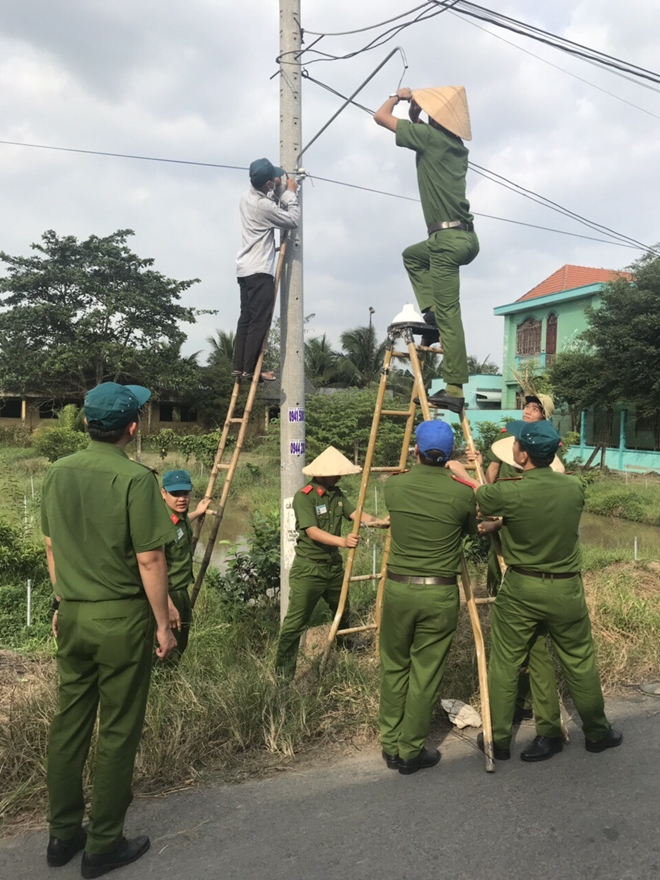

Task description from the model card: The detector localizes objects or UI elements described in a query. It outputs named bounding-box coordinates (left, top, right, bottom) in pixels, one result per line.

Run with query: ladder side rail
left=323, top=347, right=394, bottom=654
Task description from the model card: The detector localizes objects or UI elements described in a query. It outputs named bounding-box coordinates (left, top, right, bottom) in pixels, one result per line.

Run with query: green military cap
left=507, top=420, right=561, bottom=458
left=162, top=469, right=193, bottom=492
left=84, top=382, right=151, bottom=429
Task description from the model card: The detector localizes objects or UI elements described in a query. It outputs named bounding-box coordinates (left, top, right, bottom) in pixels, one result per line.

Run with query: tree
left=335, top=326, right=387, bottom=387
left=547, top=346, right=608, bottom=430
left=467, top=354, right=500, bottom=375
left=581, top=250, right=660, bottom=416
left=0, top=229, right=202, bottom=396
left=207, top=329, right=235, bottom=367
left=304, top=334, right=340, bottom=387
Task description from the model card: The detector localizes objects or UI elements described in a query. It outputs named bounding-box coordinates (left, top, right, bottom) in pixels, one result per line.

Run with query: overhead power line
left=0, top=137, right=655, bottom=254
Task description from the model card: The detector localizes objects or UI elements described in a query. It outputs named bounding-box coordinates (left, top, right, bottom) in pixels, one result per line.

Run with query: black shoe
left=413, top=389, right=464, bottom=413
left=585, top=726, right=623, bottom=753
left=81, top=837, right=150, bottom=879
left=477, top=731, right=511, bottom=761
left=46, top=827, right=87, bottom=867
left=513, top=704, right=534, bottom=725
left=382, top=749, right=400, bottom=770
left=421, top=310, right=440, bottom=347
left=398, top=747, right=440, bottom=775
left=520, top=734, right=563, bottom=763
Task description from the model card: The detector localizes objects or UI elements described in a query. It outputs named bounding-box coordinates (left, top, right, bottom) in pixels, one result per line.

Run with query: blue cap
left=249, top=157, right=285, bottom=187
left=84, top=383, right=151, bottom=429
left=506, top=420, right=561, bottom=458
left=415, top=420, right=454, bottom=459
left=162, top=470, right=193, bottom=492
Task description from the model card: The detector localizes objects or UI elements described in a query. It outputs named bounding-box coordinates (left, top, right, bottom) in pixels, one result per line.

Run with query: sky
left=1, top=0, right=659, bottom=371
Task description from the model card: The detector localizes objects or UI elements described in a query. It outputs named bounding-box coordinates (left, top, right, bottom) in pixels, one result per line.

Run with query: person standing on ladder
left=380, top=421, right=478, bottom=775
left=476, top=420, right=622, bottom=762
left=275, top=446, right=388, bottom=680
left=233, top=158, right=300, bottom=382
left=374, top=86, right=479, bottom=414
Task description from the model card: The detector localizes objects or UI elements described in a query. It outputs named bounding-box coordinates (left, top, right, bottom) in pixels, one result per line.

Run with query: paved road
left=2, top=694, right=658, bottom=880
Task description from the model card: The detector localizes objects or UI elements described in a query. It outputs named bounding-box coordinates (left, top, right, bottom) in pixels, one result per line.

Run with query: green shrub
left=0, top=522, right=52, bottom=647
left=0, top=426, right=32, bottom=448
left=33, top=428, right=89, bottom=463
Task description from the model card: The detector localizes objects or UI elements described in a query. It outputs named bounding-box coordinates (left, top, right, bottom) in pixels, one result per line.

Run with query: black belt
left=510, top=566, right=580, bottom=580
left=427, top=220, right=474, bottom=235
left=387, top=571, right=457, bottom=585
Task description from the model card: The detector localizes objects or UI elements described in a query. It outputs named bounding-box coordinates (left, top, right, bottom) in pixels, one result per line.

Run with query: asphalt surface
left=2, top=694, right=659, bottom=880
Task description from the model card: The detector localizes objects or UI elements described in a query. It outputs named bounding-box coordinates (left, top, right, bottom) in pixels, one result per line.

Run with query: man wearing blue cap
left=476, top=420, right=622, bottom=762
left=233, top=157, right=300, bottom=382
left=41, top=382, right=177, bottom=876
left=380, top=420, right=477, bottom=774
left=160, top=469, right=210, bottom=658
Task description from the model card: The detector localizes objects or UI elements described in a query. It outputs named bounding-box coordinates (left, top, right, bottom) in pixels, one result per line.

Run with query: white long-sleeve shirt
left=235, top=187, right=300, bottom=278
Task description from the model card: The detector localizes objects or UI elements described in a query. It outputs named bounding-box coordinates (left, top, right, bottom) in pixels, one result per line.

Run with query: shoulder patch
left=451, top=475, right=476, bottom=489
left=301, top=484, right=313, bottom=494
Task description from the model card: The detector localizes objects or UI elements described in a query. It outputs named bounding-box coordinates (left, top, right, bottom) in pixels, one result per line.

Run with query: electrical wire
left=302, top=3, right=434, bottom=37
left=0, top=137, right=654, bottom=254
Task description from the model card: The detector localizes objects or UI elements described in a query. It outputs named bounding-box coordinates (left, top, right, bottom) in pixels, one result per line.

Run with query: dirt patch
left=0, top=651, right=54, bottom=724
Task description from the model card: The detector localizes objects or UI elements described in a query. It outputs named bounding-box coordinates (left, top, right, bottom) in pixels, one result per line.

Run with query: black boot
left=81, top=836, right=150, bottom=879
left=398, top=747, right=441, bottom=775
left=421, top=309, right=440, bottom=348
left=585, top=726, right=623, bottom=753
left=46, top=827, right=87, bottom=867
left=520, top=735, right=563, bottom=762
left=477, top=731, right=511, bottom=761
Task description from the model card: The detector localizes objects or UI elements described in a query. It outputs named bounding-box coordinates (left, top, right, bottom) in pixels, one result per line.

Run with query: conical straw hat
left=492, top=434, right=565, bottom=473
left=302, top=446, right=362, bottom=477
left=412, top=86, right=471, bottom=141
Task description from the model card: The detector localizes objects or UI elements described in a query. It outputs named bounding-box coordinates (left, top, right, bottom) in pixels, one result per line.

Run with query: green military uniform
left=380, top=465, right=477, bottom=760
left=483, top=435, right=559, bottom=730
left=477, top=467, right=611, bottom=748
left=42, top=441, right=176, bottom=854
left=164, top=511, right=194, bottom=657
left=396, top=119, right=480, bottom=387
left=275, top=478, right=356, bottom=678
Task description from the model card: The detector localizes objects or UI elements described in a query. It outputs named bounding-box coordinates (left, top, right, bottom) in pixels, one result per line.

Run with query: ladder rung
left=391, top=350, right=410, bottom=358
left=370, top=466, right=403, bottom=473
left=417, top=345, right=443, bottom=353
left=216, top=463, right=231, bottom=470
left=349, top=574, right=380, bottom=583
left=474, top=597, right=496, bottom=605
left=336, top=624, right=377, bottom=636
left=229, top=418, right=244, bottom=424
left=381, top=409, right=411, bottom=417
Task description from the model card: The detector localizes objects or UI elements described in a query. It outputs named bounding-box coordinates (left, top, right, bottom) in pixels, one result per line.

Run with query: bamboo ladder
left=320, top=316, right=496, bottom=771
left=190, top=240, right=287, bottom=607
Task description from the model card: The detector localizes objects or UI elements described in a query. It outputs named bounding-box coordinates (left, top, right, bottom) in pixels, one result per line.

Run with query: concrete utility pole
left=279, top=0, right=305, bottom=621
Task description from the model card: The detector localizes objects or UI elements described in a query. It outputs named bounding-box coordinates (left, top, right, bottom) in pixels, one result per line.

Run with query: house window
left=0, top=398, right=22, bottom=418
left=38, top=401, right=58, bottom=419
left=516, top=317, right=542, bottom=356
left=545, top=313, right=558, bottom=365
left=159, top=403, right=197, bottom=423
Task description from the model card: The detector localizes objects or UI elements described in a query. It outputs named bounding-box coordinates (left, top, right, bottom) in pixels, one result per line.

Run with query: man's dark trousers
left=233, top=273, right=275, bottom=376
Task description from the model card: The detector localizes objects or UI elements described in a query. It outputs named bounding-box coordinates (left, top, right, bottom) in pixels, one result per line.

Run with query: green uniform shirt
left=476, top=468, right=584, bottom=573
left=165, top=512, right=194, bottom=593
left=484, top=435, right=520, bottom=481
left=293, top=478, right=356, bottom=565
left=384, top=465, right=478, bottom=578
left=395, top=119, right=473, bottom=228
left=41, top=442, right=176, bottom=601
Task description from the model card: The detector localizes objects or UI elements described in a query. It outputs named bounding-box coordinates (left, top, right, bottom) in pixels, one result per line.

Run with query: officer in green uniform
left=375, top=85, right=479, bottom=414
left=275, top=446, right=388, bottom=679
left=160, top=469, right=210, bottom=659
left=471, top=393, right=563, bottom=730
left=476, top=420, right=622, bottom=761
left=380, top=420, right=477, bottom=775
left=41, top=383, right=177, bottom=877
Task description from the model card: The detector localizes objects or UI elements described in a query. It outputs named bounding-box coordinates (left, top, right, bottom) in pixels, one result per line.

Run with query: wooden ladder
left=190, top=240, right=287, bottom=608
left=320, top=318, right=496, bottom=771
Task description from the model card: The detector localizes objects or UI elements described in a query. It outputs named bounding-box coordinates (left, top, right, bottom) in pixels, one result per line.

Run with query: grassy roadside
left=1, top=443, right=660, bottom=827
left=584, top=470, right=660, bottom=525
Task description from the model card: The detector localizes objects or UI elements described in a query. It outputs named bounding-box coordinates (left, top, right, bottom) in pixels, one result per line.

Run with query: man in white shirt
left=233, top=158, right=300, bottom=381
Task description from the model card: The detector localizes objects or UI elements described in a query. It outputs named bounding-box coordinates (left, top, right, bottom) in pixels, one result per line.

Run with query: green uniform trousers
left=167, top=589, right=192, bottom=660
left=487, top=543, right=560, bottom=728
left=47, top=598, right=154, bottom=854
left=402, top=229, right=480, bottom=387
left=275, top=558, right=349, bottom=679
left=489, top=570, right=610, bottom=747
left=379, top=578, right=459, bottom=760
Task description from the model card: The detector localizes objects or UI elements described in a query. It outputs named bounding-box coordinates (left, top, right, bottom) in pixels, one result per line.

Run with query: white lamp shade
left=390, top=303, right=425, bottom=325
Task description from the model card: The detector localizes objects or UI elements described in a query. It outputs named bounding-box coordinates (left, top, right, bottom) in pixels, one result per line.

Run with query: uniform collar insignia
left=170, top=513, right=181, bottom=524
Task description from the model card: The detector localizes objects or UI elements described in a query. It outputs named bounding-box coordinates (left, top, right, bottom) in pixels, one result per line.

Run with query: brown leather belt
left=387, top=571, right=457, bottom=586
left=427, top=220, right=474, bottom=235
left=510, top=566, right=580, bottom=580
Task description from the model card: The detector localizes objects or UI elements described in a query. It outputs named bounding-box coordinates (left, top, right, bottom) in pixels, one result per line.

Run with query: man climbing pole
left=374, top=85, right=479, bottom=413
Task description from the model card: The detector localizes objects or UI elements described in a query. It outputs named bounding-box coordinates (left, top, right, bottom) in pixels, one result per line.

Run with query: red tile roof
left=516, top=264, right=631, bottom=302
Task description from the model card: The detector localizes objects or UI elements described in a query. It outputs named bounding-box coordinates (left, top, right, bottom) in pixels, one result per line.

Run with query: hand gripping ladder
left=321, top=316, right=496, bottom=771
left=190, top=239, right=287, bottom=608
